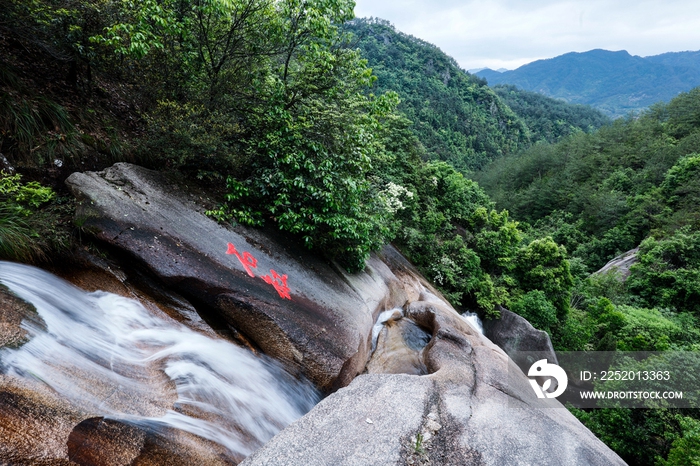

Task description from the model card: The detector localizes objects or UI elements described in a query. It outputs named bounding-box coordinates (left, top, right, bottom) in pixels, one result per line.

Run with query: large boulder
left=242, top=299, right=625, bottom=466
left=66, top=163, right=407, bottom=392
left=593, top=247, right=639, bottom=280
left=0, top=286, right=41, bottom=348
left=482, top=306, right=558, bottom=373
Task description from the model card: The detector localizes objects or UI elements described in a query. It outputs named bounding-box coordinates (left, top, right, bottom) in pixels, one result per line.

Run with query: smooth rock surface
left=243, top=299, right=626, bottom=466
left=0, top=286, right=43, bottom=348
left=57, top=163, right=627, bottom=465
left=66, top=163, right=407, bottom=392
left=483, top=306, right=559, bottom=373
left=593, top=247, right=639, bottom=280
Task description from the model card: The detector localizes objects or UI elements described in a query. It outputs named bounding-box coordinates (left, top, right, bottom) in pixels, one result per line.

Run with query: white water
left=371, top=308, right=404, bottom=352
left=0, top=261, right=319, bottom=457
left=462, top=311, right=484, bottom=334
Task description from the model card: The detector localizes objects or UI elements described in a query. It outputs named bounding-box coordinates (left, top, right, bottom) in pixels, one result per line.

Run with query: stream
left=0, top=261, right=320, bottom=458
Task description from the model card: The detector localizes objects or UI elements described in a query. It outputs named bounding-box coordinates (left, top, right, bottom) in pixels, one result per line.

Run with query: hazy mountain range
left=476, top=49, right=700, bottom=117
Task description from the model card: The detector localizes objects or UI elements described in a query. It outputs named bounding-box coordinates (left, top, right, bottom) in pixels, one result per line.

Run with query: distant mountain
left=348, top=18, right=612, bottom=170
left=476, top=49, right=700, bottom=118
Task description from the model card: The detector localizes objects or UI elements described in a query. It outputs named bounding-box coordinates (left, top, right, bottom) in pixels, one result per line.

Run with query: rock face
left=53, top=163, right=626, bottom=465
left=242, top=299, right=625, bottom=466
left=593, top=247, right=639, bottom=280
left=482, top=306, right=559, bottom=373
left=0, top=286, right=41, bottom=348
left=66, top=163, right=406, bottom=392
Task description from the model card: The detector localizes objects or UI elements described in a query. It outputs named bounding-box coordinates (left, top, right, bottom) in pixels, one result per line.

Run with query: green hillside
left=347, top=18, right=529, bottom=171
left=476, top=87, right=700, bottom=272
left=493, top=84, right=611, bottom=143
left=475, top=86, right=700, bottom=466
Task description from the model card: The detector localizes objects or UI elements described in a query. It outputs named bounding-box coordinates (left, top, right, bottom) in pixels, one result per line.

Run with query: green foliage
left=510, top=290, right=558, bottom=334
left=665, top=88, right=700, bottom=139
left=564, top=275, right=700, bottom=352
left=0, top=173, right=55, bottom=214
left=493, top=84, right=611, bottom=144
left=571, top=408, right=681, bottom=466
left=240, top=88, right=397, bottom=271
left=0, top=66, right=81, bottom=166
left=476, top=88, right=700, bottom=271
left=347, top=18, right=529, bottom=171
left=613, top=305, right=685, bottom=351
left=627, top=228, right=700, bottom=314
left=660, top=153, right=700, bottom=229
left=660, top=416, right=700, bottom=466
left=513, top=237, right=573, bottom=319
left=213, top=1, right=395, bottom=271
left=0, top=205, right=41, bottom=262
left=0, top=172, right=57, bottom=261
left=374, top=126, right=569, bottom=316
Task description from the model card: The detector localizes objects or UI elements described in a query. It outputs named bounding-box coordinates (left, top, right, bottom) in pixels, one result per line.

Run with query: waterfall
left=462, top=311, right=484, bottom=334
left=0, top=261, right=320, bottom=457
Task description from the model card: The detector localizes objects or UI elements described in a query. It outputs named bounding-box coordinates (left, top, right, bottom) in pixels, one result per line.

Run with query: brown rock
left=0, top=285, right=42, bottom=348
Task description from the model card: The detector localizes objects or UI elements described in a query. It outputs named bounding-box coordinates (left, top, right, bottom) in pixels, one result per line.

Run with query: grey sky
left=353, top=0, right=700, bottom=71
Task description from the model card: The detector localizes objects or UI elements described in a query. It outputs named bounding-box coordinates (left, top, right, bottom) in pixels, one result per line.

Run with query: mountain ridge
left=477, top=49, right=700, bottom=117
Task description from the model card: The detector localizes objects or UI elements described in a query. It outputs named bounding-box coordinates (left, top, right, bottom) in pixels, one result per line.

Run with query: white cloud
left=354, top=0, right=700, bottom=70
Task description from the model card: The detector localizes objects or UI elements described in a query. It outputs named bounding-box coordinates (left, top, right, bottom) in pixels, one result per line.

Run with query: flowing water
left=0, top=261, right=320, bottom=458
left=462, top=311, right=484, bottom=334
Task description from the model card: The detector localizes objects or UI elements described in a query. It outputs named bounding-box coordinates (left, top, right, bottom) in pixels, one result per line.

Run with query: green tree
left=627, top=228, right=700, bottom=314
left=661, top=416, right=700, bottom=466
left=514, top=237, right=573, bottom=320
left=510, top=290, right=558, bottom=334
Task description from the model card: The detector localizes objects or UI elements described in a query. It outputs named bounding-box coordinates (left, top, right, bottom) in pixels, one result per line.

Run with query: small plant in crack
left=413, top=433, right=425, bottom=454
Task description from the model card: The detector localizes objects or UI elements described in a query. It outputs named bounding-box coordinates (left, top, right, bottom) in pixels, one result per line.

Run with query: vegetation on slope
left=476, top=87, right=700, bottom=466
left=476, top=88, right=700, bottom=273
left=347, top=18, right=529, bottom=171
left=492, top=84, right=611, bottom=144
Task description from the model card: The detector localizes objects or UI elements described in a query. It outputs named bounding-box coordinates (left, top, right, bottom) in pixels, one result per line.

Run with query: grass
left=0, top=205, right=45, bottom=262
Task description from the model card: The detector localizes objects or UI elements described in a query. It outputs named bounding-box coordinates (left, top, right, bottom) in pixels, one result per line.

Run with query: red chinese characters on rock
left=226, top=242, right=257, bottom=277
left=226, top=243, right=291, bottom=300
left=261, top=270, right=291, bottom=300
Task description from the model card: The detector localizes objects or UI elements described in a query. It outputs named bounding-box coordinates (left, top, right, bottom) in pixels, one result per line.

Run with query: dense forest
left=346, top=17, right=529, bottom=171
left=492, top=84, right=611, bottom=143
left=476, top=88, right=700, bottom=464
left=1, top=2, right=699, bottom=464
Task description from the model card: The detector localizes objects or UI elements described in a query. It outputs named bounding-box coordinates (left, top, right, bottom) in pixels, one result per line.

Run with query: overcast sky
left=354, top=0, right=700, bottom=71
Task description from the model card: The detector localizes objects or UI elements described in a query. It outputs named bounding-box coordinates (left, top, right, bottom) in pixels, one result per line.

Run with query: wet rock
left=0, top=153, right=15, bottom=174
left=67, top=417, right=236, bottom=466
left=53, top=249, right=216, bottom=338
left=61, top=163, right=627, bottom=465
left=0, top=285, right=43, bottom=348
left=67, top=417, right=145, bottom=465
left=0, top=382, right=82, bottom=464
left=483, top=306, right=559, bottom=374
left=366, top=316, right=430, bottom=375
left=242, top=299, right=626, bottom=466
left=66, top=164, right=408, bottom=392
